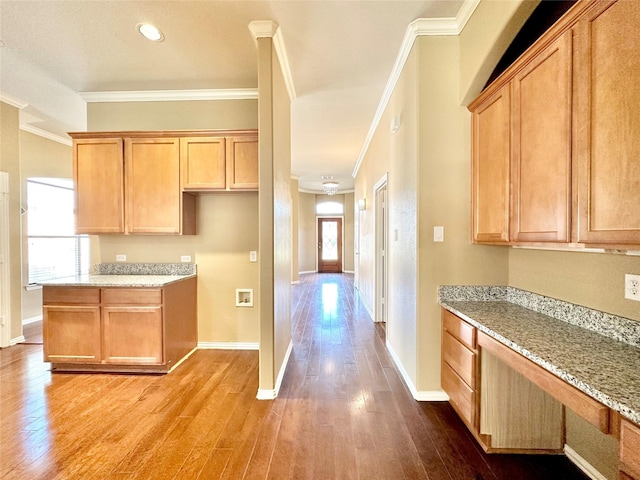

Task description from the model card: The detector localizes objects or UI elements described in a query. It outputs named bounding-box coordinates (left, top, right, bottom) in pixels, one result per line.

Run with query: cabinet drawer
left=443, top=330, right=476, bottom=388
left=442, top=361, right=476, bottom=427
left=621, top=420, right=640, bottom=479
left=102, top=288, right=162, bottom=305
left=442, top=309, right=476, bottom=349
left=43, top=287, right=100, bottom=305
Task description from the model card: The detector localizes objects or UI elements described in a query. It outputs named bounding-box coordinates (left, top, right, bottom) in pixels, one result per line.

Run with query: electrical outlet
left=249, top=251, right=257, bottom=263
left=625, top=274, right=640, bottom=301
left=116, top=254, right=126, bottom=262
left=181, top=255, right=191, bottom=262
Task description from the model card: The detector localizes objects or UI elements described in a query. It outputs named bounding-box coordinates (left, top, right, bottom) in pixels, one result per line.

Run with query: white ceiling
left=0, top=0, right=466, bottom=193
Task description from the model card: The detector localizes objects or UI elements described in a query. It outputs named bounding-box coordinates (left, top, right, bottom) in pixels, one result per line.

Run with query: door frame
left=316, top=215, right=344, bottom=273
left=374, top=174, right=388, bottom=324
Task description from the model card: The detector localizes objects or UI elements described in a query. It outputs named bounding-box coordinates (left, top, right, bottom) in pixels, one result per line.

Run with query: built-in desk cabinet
left=43, top=278, right=197, bottom=373
left=470, top=0, right=640, bottom=248
left=441, top=308, right=640, bottom=478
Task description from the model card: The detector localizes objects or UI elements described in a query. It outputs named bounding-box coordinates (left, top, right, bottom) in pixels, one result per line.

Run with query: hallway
left=0, top=273, right=587, bottom=479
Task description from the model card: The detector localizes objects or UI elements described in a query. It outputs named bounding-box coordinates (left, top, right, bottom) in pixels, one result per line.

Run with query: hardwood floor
left=0, top=273, right=588, bottom=479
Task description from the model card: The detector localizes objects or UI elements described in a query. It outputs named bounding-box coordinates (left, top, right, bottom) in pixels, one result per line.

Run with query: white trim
left=0, top=91, right=28, bottom=109
left=79, top=88, right=258, bottom=103
left=351, top=0, right=481, bottom=179
left=25, top=284, right=42, bottom=291
left=197, top=341, right=259, bottom=350
left=291, top=280, right=300, bottom=285
left=564, top=445, right=608, bottom=480
left=20, top=124, right=72, bottom=146
left=343, top=270, right=355, bottom=274
left=357, top=288, right=375, bottom=322
left=386, top=338, right=449, bottom=401
left=298, top=188, right=355, bottom=195
left=299, top=270, right=317, bottom=275
left=22, top=315, right=42, bottom=325
left=10, top=335, right=26, bottom=346
left=248, top=20, right=297, bottom=102
left=257, top=340, right=293, bottom=400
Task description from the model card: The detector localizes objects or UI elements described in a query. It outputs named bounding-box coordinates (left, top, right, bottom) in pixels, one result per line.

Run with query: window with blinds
left=27, top=178, right=89, bottom=284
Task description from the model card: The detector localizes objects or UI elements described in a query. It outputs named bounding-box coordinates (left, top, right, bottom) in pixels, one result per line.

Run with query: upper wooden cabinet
left=511, top=31, right=572, bottom=243
left=180, top=133, right=258, bottom=192
left=574, top=0, right=640, bottom=245
left=73, top=138, right=125, bottom=234
left=71, top=129, right=258, bottom=235
left=470, top=0, right=640, bottom=248
left=472, top=85, right=511, bottom=244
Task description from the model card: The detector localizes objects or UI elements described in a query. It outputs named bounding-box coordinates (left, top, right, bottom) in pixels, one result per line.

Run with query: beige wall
left=298, top=192, right=316, bottom=273
left=19, top=131, right=72, bottom=322
left=257, top=36, right=292, bottom=394
left=87, top=98, right=260, bottom=345
left=0, top=102, right=22, bottom=344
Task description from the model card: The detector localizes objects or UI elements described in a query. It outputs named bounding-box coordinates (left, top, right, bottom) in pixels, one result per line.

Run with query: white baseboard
left=385, top=338, right=448, bottom=401
left=10, top=335, right=26, bottom=346
left=291, top=280, right=300, bottom=285
left=357, top=289, right=375, bottom=321
left=256, top=340, right=293, bottom=400
left=197, top=342, right=259, bottom=350
left=343, top=270, right=355, bottom=274
left=564, top=445, right=607, bottom=480
left=299, top=270, right=316, bottom=275
left=22, top=315, right=43, bottom=325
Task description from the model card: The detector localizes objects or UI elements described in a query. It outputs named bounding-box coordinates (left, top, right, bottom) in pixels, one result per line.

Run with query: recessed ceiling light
left=136, top=23, right=164, bottom=42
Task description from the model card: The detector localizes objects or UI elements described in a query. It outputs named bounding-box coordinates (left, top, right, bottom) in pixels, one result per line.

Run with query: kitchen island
left=40, top=263, right=197, bottom=374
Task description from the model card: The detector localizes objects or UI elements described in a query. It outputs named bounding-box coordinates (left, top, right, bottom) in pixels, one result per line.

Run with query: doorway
left=375, top=178, right=388, bottom=324
left=317, top=217, right=343, bottom=273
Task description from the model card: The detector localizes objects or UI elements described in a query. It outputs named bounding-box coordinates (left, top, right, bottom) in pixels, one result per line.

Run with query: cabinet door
left=43, top=305, right=101, bottom=363
left=226, top=136, right=258, bottom=190
left=102, top=306, right=163, bottom=364
left=575, top=0, right=640, bottom=245
left=620, top=420, right=640, bottom=480
left=73, top=138, right=124, bottom=234
left=472, top=86, right=511, bottom=243
left=511, top=31, right=572, bottom=243
left=125, top=138, right=182, bottom=234
left=180, top=137, right=226, bottom=190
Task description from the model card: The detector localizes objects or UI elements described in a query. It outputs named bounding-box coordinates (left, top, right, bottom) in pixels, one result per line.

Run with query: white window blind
left=27, top=178, right=89, bottom=284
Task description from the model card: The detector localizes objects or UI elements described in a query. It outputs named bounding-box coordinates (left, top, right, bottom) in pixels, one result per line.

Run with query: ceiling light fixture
left=136, top=23, right=164, bottom=42
left=322, top=178, right=339, bottom=196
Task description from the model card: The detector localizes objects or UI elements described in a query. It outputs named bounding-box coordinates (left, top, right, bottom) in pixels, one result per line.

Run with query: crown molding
left=248, top=20, right=297, bottom=102
left=79, top=88, right=258, bottom=103
left=352, top=0, right=481, bottom=178
left=0, top=91, right=28, bottom=109
left=20, top=124, right=72, bottom=146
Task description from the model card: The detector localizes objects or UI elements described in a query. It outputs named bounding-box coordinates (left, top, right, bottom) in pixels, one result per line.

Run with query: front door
left=318, top=217, right=342, bottom=273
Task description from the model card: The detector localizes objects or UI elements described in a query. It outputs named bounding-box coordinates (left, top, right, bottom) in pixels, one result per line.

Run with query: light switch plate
left=433, top=226, right=444, bottom=242
left=249, top=251, right=257, bottom=263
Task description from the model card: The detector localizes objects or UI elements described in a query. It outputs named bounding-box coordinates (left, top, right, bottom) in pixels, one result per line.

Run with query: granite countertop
left=439, top=286, right=640, bottom=426
left=39, top=263, right=196, bottom=288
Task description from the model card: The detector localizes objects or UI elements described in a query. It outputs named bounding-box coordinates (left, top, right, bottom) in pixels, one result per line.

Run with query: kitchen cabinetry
left=574, top=0, right=640, bottom=245
left=73, top=138, right=125, bottom=234
left=71, top=132, right=195, bottom=235
left=470, top=0, right=640, bottom=248
left=471, top=86, right=510, bottom=244
left=42, top=277, right=197, bottom=373
left=621, top=420, right=640, bottom=480
left=180, top=133, right=258, bottom=192
left=510, top=31, right=572, bottom=243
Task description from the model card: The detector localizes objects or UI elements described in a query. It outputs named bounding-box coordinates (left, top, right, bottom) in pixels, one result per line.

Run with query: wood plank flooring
left=0, top=273, right=589, bottom=479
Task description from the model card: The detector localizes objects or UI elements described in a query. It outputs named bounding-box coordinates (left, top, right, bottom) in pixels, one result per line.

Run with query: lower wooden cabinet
left=621, top=420, right=640, bottom=480
left=42, top=278, right=197, bottom=373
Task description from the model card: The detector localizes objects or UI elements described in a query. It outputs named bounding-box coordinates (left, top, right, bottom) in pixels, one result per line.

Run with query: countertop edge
left=439, top=301, right=640, bottom=427
left=39, top=273, right=197, bottom=288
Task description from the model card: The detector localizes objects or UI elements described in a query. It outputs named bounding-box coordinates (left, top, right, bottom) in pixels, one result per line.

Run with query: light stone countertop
left=39, top=273, right=195, bottom=288
left=439, top=292, right=640, bottom=426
